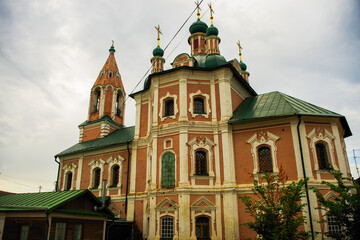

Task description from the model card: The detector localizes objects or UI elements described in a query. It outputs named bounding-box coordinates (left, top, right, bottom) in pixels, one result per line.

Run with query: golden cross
left=208, top=3, right=214, bottom=24
left=237, top=40, right=243, bottom=61
left=195, top=0, right=201, bottom=18
left=155, top=25, right=162, bottom=46
left=112, top=40, right=114, bottom=47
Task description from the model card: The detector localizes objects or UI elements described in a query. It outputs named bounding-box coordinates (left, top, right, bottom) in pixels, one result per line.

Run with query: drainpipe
left=297, top=115, right=314, bottom=240
left=54, top=156, right=60, bottom=192
left=95, top=179, right=107, bottom=211
left=125, top=142, right=131, bottom=214
left=45, top=211, right=50, bottom=240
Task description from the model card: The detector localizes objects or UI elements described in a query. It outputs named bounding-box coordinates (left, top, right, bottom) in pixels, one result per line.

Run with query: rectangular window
left=164, top=99, right=174, bottom=117
left=55, top=222, right=67, bottom=240
left=20, top=225, right=29, bottom=240
left=73, top=224, right=83, bottom=240
left=161, top=217, right=174, bottom=238
left=327, top=215, right=341, bottom=236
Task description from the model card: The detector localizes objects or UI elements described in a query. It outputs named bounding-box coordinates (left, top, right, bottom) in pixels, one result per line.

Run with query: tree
left=313, top=170, right=360, bottom=240
left=239, top=169, right=310, bottom=240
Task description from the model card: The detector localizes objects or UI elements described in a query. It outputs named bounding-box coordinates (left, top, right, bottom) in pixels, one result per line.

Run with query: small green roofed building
left=0, top=190, right=113, bottom=240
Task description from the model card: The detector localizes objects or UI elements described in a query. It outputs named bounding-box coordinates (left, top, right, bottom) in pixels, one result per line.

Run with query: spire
left=84, top=42, right=126, bottom=141
left=151, top=25, right=165, bottom=73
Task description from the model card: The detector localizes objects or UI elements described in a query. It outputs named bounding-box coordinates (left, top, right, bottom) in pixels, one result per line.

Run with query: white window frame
left=247, top=131, right=280, bottom=177
left=88, top=159, right=105, bottom=190
left=189, top=90, right=211, bottom=118
left=61, top=163, right=77, bottom=191
left=106, top=156, right=125, bottom=188
left=159, top=92, right=178, bottom=121
left=155, top=198, right=179, bottom=239
left=190, top=196, right=217, bottom=239
left=307, top=128, right=338, bottom=171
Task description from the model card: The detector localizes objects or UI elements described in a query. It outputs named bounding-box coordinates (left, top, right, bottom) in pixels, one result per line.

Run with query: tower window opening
left=194, top=38, right=199, bottom=50
left=258, top=146, right=273, bottom=172
left=194, top=97, right=205, bottom=114
left=164, top=99, right=174, bottom=117
left=93, top=168, right=101, bottom=189
left=316, top=142, right=331, bottom=170
left=109, top=72, right=112, bottom=78
left=195, top=150, right=208, bottom=175
left=116, top=92, right=122, bottom=117
left=92, top=88, right=101, bottom=113
left=111, top=165, right=120, bottom=187
left=65, top=172, right=72, bottom=191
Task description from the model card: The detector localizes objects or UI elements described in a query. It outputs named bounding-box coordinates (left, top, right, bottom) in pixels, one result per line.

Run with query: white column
left=215, top=193, right=223, bottom=239
left=210, top=78, right=217, bottom=123
left=218, top=78, right=232, bottom=121
left=223, top=192, right=239, bottom=240
left=149, top=197, right=157, bottom=239
left=151, top=137, right=158, bottom=189
left=221, top=125, right=236, bottom=185
left=153, top=83, right=159, bottom=126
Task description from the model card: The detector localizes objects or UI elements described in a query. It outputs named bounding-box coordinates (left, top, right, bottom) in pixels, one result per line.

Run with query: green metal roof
left=56, top=126, right=134, bottom=157
left=229, top=91, right=351, bottom=137
left=0, top=190, right=111, bottom=216
left=78, top=115, right=124, bottom=128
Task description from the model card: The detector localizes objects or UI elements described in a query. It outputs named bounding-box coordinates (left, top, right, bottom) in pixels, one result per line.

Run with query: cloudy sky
left=1, top=0, right=359, bottom=193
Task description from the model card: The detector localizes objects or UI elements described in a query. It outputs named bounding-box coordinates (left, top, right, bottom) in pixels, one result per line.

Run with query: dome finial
left=109, top=40, right=115, bottom=52
left=208, top=3, right=214, bottom=25
left=155, top=25, right=162, bottom=47
left=195, top=0, right=201, bottom=19
left=237, top=40, right=243, bottom=62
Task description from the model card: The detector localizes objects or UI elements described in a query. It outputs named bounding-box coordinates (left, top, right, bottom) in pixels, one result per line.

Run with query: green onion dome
left=153, top=46, right=164, bottom=57
left=109, top=45, right=116, bottom=52
left=206, top=24, right=219, bottom=36
left=240, top=60, right=247, bottom=71
left=205, top=54, right=227, bottom=68
left=189, top=19, right=208, bottom=34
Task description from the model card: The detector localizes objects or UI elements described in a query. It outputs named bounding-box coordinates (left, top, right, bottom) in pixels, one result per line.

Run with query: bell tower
left=79, top=42, right=126, bottom=142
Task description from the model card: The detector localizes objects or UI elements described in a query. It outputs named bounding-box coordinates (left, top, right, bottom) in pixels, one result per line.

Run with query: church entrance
left=196, top=217, right=210, bottom=240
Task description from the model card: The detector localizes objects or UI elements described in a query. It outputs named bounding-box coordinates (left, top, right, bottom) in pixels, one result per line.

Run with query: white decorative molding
left=108, top=204, right=121, bottom=218
left=155, top=198, right=179, bottom=240
left=306, top=128, right=338, bottom=171
left=159, top=92, right=178, bottom=121
left=164, top=138, right=173, bottom=150
left=106, top=155, right=125, bottom=189
left=61, top=163, right=77, bottom=191
left=88, top=159, right=106, bottom=189
left=190, top=196, right=217, bottom=240
left=188, top=137, right=215, bottom=186
left=247, top=131, right=280, bottom=175
left=188, top=90, right=211, bottom=118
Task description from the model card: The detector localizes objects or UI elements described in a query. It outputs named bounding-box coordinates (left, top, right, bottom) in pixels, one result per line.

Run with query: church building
left=55, top=4, right=352, bottom=240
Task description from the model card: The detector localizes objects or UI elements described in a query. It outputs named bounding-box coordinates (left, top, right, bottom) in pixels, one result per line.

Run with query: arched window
left=111, top=165, right=120, bottom=187
left=316, top=143, right=330, bottom=170
left=161, top=216, right=174, bottom=239
left=193, top=97, right=205, bottom=114
left=92, top=88, right=101, bottom=113
left=195, top=150, right=207, bottom=175
left=196, top=217, right=210, bottom=239
left=164, top=99, right=174, bottom=117
left=93, top=168, right=101, bottom=189
left=161, top=152, right=175, bottom=187
left=115, top=91, right=122, bottom=117
left=258, top=146, right=273, bottom=172
left=65, top=172, right=72, bottom=191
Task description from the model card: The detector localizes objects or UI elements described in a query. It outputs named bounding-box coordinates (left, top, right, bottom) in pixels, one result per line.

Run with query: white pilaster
left=223, top=192, right=239, bottom=240
left=179, top=194, right=190, bottom=239
left=76, top=156, right=83, bottom=190
left=221, top=125, right=236, bottom=184
left=331, top=122, right=347, bottom=175
left=153, top=81, right=159, bottom=126
left=134, top=95, right=141, bottom=140
left=299, top=121, right=314, bottom=179
left=179, top=78, right=187, bottom=121
left=290, top=120, right=305, bottom=179
left=151, top=137, right=158, bottom=189
left=179, top=128, right=189, bottom=186
left=218, top=78, right=232, bottom=121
